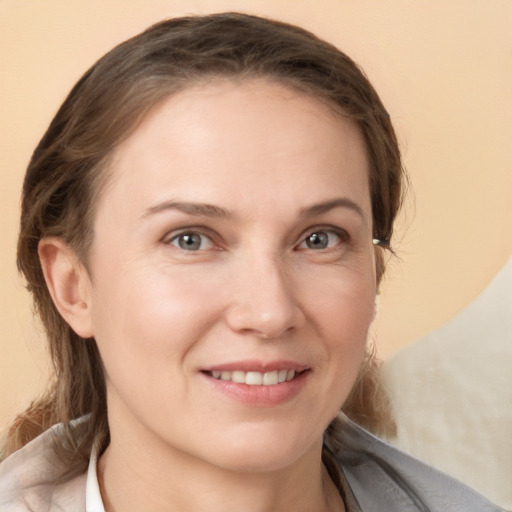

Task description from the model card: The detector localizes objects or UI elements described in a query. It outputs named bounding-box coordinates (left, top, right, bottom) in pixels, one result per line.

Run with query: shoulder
left=325, top=413, right=505, bottom=512
left=0, top=421, right=87, bottom=512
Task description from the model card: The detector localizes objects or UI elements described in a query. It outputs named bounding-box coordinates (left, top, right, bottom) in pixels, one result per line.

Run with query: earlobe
left=38, top=237, right=95, bottom=338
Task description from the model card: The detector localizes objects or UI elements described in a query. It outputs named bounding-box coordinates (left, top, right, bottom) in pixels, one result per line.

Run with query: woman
left=0, top=12, right=503, bottom=512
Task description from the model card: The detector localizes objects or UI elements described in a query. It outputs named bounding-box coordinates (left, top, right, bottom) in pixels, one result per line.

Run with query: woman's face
left=83, top=79, right=377, bottom=472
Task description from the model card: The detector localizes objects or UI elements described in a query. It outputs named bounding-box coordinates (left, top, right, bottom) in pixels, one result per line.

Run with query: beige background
left=1, top=0, right=511, bottom=424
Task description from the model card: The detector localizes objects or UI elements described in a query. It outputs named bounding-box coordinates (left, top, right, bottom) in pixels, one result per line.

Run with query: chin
left=211, top=448, right=311, bottom=474
left=197, top=423, right=323, bottom=474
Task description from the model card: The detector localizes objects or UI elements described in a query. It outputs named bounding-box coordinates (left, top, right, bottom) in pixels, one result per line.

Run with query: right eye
left=167, top=232, right=214, bottom=251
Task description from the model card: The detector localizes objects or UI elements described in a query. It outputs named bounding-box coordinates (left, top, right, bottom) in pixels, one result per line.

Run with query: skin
left=41, top=79, right=377, bottom=512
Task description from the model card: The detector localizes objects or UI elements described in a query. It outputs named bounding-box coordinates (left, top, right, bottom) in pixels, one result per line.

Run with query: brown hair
left=4, top=12, right=403, bottom=469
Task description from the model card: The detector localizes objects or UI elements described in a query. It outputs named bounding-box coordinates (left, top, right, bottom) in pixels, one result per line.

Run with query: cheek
left=310, top=263, right=376, bottom=336
left=89, top=257, right=235, bottom=402
left=91, top=266, right=215, bottom=355
left=87, top=267, right=216, bottom=421
left=308, top=266, right=376, bottom=385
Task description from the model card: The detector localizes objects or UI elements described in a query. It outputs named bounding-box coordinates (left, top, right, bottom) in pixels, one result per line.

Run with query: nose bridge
left=226, top=247, right=304, bottom=338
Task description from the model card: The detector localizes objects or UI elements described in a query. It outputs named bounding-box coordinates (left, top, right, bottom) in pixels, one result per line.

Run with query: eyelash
left=163, top=226, right=350, bottom=253
left=163, top=226, right=349, bottom=253
left=296, top=227, right=349, bottom=251
left=165, top=228, right=218, bottom=252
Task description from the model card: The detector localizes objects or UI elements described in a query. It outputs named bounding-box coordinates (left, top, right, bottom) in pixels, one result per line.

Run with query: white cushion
left=382, top=257, right=512, bottom=510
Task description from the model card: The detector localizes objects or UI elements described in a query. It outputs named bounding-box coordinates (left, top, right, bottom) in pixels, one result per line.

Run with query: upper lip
left=202, top=360, right=310, bottom=373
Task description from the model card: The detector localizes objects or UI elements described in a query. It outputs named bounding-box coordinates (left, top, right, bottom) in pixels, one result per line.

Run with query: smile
left=207, top=369, right=298, bottom=386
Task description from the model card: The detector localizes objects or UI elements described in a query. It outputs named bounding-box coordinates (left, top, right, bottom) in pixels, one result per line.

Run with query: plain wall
left=1, top=0, right=511, bottom=423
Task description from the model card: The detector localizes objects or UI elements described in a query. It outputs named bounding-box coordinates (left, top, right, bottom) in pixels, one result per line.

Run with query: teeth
left=231, top=371, right=246, bottom=384
left=209, top=369, right=298, bottom=385
left=263, top=371, right=278, bottom=385
left=245, top=371, right=263, bottom=385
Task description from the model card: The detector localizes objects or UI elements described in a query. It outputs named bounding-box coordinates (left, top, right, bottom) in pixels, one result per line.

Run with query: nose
left=225, top=253, right=305, bottom=340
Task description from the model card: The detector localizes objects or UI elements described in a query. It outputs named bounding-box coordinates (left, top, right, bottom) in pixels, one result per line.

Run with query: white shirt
left=86, top=444, right=105, bottom=512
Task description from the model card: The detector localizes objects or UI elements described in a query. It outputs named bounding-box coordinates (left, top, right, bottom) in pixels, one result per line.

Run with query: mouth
left=204, top=369, right=305, bottom=386
left=201, top=363, right=310, bottom=406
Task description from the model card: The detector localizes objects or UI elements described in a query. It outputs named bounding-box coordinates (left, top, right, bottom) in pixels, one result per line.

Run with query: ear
left=38, top=237, right=95, bottom=338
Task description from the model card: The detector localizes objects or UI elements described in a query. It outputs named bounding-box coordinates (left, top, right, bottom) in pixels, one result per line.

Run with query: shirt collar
left=86, top=441, right=105, bottom=512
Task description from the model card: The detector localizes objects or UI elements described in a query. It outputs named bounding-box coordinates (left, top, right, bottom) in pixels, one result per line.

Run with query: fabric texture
left=0, top=419, right=87, bottom=512
left=382, top=256, right=512, bottom=510
left=0, top=415, right=505, bottom=511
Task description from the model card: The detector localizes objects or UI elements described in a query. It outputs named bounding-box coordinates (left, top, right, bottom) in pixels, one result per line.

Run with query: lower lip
left=202, top=371, right=309, bottom=407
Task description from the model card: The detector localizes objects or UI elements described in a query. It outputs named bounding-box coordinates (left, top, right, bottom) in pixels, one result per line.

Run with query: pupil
left=179, top=234, right=201, bottom=250
left=307, top=232, right=328, bottom=249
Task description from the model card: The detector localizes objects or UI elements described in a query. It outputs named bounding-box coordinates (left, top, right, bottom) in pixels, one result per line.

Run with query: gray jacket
left=0, top=415, right=504, bottom=511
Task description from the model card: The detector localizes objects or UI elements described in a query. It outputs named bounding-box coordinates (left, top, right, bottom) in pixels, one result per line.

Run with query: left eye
left=298, top=230, right=344, bottom=250
left=168, top=232, right=214, bottom=251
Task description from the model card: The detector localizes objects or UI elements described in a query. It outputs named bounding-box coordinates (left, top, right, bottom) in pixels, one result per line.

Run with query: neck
left=98, top=432, right=344, bottom=512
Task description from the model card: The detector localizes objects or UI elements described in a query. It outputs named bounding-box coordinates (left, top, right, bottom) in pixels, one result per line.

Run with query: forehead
left=99, top=79, right=370, bottom=221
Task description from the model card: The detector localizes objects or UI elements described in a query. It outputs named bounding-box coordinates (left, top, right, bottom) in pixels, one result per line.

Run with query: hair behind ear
left=342, top=346, right=396, bottom=438
left=0, top=237, right=108, bottom=475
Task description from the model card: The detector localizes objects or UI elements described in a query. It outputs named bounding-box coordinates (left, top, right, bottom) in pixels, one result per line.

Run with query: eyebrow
left=142, top=200, right=233, bottom=219
left=298, top=198, right=365, bottom=220
left=142, top=197, right=365, bottom=222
